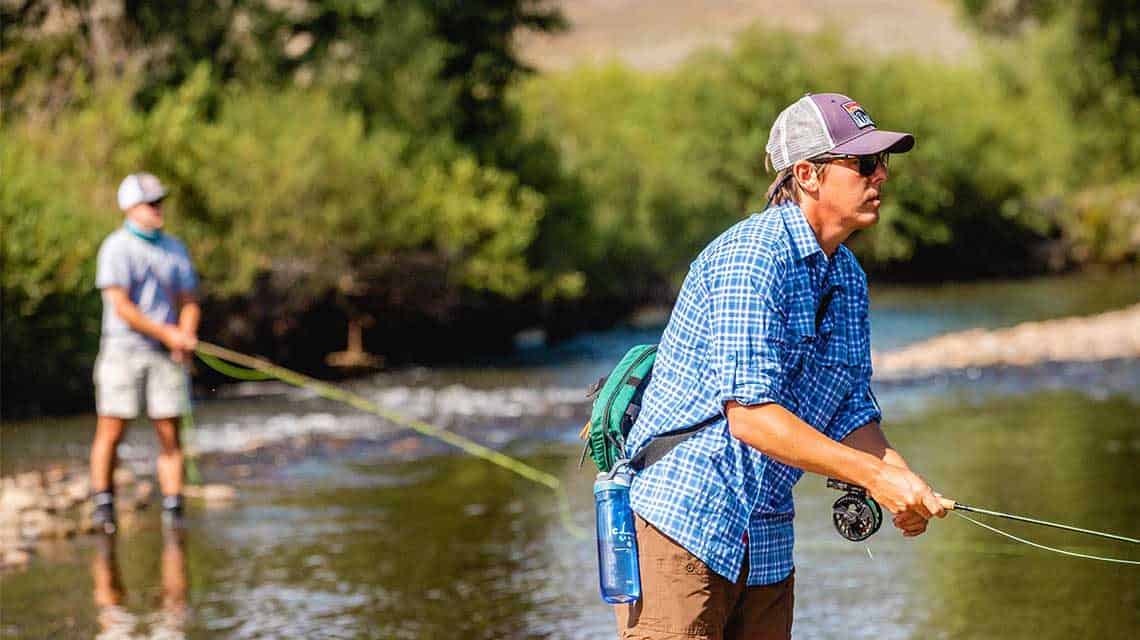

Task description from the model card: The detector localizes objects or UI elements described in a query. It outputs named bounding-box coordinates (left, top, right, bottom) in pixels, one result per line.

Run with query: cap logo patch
left=842, top=101, right=874, bottom=129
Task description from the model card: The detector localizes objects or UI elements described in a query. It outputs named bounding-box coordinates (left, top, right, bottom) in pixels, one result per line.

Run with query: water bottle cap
left=595, top=470, right=632, bottom=487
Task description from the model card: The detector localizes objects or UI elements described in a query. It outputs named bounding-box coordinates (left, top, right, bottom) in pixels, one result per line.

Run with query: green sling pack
left=578, top=344, right=717, bottom=474
left=579, top=344, right=658, bottom=473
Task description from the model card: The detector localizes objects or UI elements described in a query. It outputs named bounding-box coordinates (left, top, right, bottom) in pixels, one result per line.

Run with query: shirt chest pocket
left=780, top=315, right=857, bottom=430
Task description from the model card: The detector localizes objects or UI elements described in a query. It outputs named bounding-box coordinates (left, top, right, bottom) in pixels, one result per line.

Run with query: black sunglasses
left=814, top=151, right=890, bottom=177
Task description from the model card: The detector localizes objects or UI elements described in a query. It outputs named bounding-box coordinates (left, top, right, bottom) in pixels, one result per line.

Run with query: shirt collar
left=776, top=203, right=824, bottom=262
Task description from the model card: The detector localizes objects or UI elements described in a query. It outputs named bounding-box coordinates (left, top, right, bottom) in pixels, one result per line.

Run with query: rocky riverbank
left=0, top=467, right=235, bottom=571
left=874, top=303, right=1140, bottom=379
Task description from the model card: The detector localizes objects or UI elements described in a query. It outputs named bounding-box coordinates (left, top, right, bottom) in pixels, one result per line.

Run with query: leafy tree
left=957, top=0, right=1139, bottom=94
left=514, top=24, right=1138, bottom=281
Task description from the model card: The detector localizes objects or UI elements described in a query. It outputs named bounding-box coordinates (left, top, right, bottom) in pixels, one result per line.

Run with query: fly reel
left=827, top=479, right=883, bottom=541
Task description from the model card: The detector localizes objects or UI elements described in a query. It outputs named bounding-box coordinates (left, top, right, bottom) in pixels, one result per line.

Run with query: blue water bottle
left=594, top=464, right=641, bottom=604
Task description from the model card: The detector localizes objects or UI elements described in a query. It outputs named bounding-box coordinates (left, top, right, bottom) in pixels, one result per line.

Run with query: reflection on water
left=791, top=391, right=1140, bottom=640
left=92, top=530, right=187, bottom=639
left=2, top=391, right=1136, bottom=639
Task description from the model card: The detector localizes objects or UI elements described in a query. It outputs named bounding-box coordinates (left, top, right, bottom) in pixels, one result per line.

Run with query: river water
left=2, top=269, right=1139, bottom=639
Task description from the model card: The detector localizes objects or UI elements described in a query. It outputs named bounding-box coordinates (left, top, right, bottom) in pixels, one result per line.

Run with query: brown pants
left=614, top=517, right=794, bottom=640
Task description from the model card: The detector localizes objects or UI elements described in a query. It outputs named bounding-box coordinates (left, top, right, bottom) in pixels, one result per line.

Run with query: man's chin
left=853, top=208, right=880, bottom=228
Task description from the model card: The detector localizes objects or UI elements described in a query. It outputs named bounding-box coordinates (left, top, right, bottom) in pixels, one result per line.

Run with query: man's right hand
left=161, top=326, right=198, bottom=359
left=107, top=287, right=198, bottom=358
left=724, top=403, right=946, bottom=527
left=866, top=463, right=945, bottom=521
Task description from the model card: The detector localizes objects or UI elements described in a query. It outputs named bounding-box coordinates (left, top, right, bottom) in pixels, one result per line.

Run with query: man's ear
left=792, top=160, right=819, bottom=194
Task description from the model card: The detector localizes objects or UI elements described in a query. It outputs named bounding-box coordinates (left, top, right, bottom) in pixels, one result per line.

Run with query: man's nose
left=871, top=161, right=889, bottom=185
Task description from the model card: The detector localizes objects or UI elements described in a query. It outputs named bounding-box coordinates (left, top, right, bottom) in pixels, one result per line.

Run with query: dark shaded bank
left=202, top=283, right=657, bottom=367
left=193, top=287, right=657, bottom=386
left=0, top=284, right=658, bottom=420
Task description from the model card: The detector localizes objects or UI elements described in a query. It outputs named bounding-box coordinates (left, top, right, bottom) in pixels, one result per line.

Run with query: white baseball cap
left=117, top=173, right=167, bottom=210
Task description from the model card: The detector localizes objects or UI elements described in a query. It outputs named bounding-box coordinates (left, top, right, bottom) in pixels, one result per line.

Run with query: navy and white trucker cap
left=766, top=93, right=915, bottom=171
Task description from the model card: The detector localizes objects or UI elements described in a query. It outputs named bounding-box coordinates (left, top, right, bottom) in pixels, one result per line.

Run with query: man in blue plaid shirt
left=617, top=93, right=946, bottom=640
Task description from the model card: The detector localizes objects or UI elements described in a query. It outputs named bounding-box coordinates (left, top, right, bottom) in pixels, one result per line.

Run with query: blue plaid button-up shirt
left=626, top=203, right=882, bottom=586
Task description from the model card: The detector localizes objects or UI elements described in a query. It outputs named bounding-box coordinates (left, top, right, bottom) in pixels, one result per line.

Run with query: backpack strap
left=628, top=413, right=720, bottom=472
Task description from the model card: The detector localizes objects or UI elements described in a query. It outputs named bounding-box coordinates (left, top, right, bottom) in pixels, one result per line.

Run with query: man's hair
left=764, top=158, right=828, bottom=207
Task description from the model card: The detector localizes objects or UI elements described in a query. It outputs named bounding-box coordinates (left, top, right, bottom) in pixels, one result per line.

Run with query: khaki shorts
left=615, top=516, right=794, bottom=640
left=94, top=349, right=188, bottom=419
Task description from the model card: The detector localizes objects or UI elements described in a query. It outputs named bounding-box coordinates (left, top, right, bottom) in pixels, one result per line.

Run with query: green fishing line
left=195, top=342, right=589, bottom=540
left=197, top=352, right=274, bottom=381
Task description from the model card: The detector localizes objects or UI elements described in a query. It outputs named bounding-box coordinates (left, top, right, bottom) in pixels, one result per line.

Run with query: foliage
left=1065, top=182, right=1140, bottom=264
left=513, top=21, right=1140, bottom=279
left=1, top=141, right=106, bottom=415
left=957, top=0, right=1140, bottom=94
left=0, top=1, right=563, bottom=123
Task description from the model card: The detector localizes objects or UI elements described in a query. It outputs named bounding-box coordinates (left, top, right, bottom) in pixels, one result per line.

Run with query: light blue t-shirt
left=95, top=225, right=198, bottom=351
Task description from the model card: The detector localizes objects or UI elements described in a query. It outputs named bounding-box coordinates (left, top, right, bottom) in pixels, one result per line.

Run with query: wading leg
left=90, top=416, right=128, bottom=493
left=153, top=417, right=183, bottom=497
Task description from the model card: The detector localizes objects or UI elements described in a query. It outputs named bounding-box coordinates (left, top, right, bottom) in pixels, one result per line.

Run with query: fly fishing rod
left=938, top=499, right=1140, bottom=545
left=827, top=479, right=1140, bottom=564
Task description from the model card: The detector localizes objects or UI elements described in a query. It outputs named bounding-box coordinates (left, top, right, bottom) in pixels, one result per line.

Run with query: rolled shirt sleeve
left=705, top=249, right=790, bottom=409
left=826, top=378, right=882, bottom=442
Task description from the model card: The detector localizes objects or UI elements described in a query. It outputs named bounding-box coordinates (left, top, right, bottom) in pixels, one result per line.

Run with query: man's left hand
left=892, top=510, right=930, bottom=537
left=169, top=329, right=198, bottom=364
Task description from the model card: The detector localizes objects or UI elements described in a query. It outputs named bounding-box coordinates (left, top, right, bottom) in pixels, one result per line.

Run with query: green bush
left=1, top=141, right=107, bottom=415
left=0, top=70, right=576, bottom=416
left=513, top=21, right=1139, bottom=279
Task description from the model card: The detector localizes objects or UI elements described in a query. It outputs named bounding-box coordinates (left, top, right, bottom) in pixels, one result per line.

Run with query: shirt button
left=685, top=563, right=696, bottom=573
left=727, top=354, right=736, bottom=362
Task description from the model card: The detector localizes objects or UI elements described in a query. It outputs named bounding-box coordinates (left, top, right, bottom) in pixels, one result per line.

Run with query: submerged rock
left=184, top=484, right=238, bottom=504
left=112, top=468, right=136, bottom=487
left=0, top=465, right=228, bottom=571
left=44, top=466, right=67, bottom=485
left=1, top=487, right=41, bottom=513
left=15, top=472, right=43, bottom=490
left=1, top=548, right=31, bottom=570
left=65, top=477, right=90, bottom=503
left=134, top=480, right=155, bottom=508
